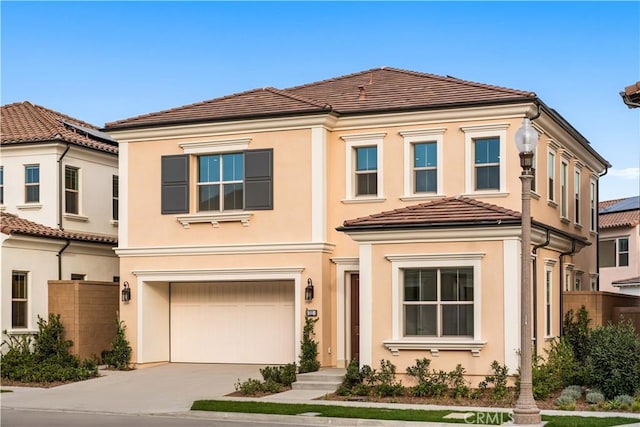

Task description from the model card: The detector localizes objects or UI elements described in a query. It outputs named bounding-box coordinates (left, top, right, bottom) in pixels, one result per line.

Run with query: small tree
left=298, top=316, right=320, bottom=373
left=563, top=305, right=591, bottom=364
left=102, top=317, right=132, bottom=370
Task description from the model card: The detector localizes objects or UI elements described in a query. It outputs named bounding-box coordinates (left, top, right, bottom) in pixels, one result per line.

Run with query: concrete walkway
left=2, top=364, right=640, bottom=426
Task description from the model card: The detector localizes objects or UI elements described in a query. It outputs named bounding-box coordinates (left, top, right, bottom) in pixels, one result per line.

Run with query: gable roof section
left=104, top=67, right=535, bottom=130
left=339, top=196, right=522, bottom=230
left=599, top=196, right=640, bottom=229
left=1, top=101, right=118, bottom=154
left=0, top=212, right=117, bottom=244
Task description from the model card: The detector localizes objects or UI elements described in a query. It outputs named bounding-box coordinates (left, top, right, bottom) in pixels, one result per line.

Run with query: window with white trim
left=560, top=161, right=568, bottom=218
left=462, top=124, right=507, bottom=195
left=65, top=166, right=80, bottom=214
left=413, top=142, right=437, bottom=194
left=112, top=175, right=119, bottom=221
left=12, top=271, right=28, bottom=329
left=341, top=133, right=385, bottom=201
left=404, top=267, right=473, bottom=337
left=198, top=153, right=244, bottom=211
left=600, top=237, right=630, bottom=268
left=548, top=150, right=556, bottom=202
left=0, top=166, right=4, bottom=204
left=71, top=273, right=86, bottom=280
left=545, top=267, right=553, bottom=337
left=25, top=164, right=40, bottom=203
left=574, top=170, right=581, bottom=224
left=590, top=179, right=597, bottom=232
left=575, top=271, right=583, bottom=291
left=530, top=148, right=537, bottom=193
left=400, top=128, right=445, bottom=198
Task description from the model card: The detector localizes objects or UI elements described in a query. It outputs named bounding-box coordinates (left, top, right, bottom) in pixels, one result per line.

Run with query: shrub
left=555, top=393, right=576, bottom=410
left=101, top=318, right=132, bottom=370
left=372, top=359, right=403, bottom=397
left=563, top=305, right=591, bottom=364
left=33, top=314, right=75, bottom=365
left=612, top=394, right=634, bottom=410
left=560, top=385, right=583, bottom=400
left=449, top=364, right=471, bottom=399
left=406, top=358, right=448, bottom=398
left=234, top=378, right=263, bottom=395
left=340, top=359, right=362, bottom=390
left=532, top=338, right=580, bottom=400
left=478, top=361, right=509, bottom=401
left=260, top=363, right=297, bottom=387
left=586, top=390, right=605, bottom=404
left=584, top=320, right=640, bottom=399
left=262, top=380, right=284, bottom=394
left=298, top=317, right=320, bottom=373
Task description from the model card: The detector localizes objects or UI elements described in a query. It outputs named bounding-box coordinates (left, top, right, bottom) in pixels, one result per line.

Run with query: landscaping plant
left=101, top=317, right=132, bottom=370
left=298, top=316, right=320, bottom=373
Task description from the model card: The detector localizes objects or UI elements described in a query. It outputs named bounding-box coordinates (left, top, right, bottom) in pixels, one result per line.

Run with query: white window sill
left=547, top=200, right=558, bottom=208
left=461, top=192, right=509, bottom=199
left=17, top=203, right=42, bottom=211
left=573, top=223, right=582, bottom=230
left=400, top=194, right=444, bottom=202
left=560, top=217, right=570, bottom=224
left=383, top=339, right=486, bottom=357
left=176, top=211, right=253, bottom=229
left=110, top=220, right=119, bottom=227
left=0, top=205, right=5, bottom=212
left=5, top=329, right=38, bottom=335
left=64, top=213, right=89, bottom=222
left=531, top=191, right=541, bottom=200
left=341, top=197, right=386, bottom=204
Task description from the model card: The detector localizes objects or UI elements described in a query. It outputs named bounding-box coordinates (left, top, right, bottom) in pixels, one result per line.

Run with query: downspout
left=57, top=240, right=71, bottom=280
left=596, top=167, right=609, bottom=291
left=559, top=240, right=578, bottom=337
left=58, top=143, right=71, bottom=230
left=532, top=228, right=551, bottom=357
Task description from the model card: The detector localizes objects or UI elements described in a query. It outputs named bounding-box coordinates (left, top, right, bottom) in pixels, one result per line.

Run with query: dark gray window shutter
left=245, top=149, right=273, bottom=210
left=161, top=155, right=189, bottom=214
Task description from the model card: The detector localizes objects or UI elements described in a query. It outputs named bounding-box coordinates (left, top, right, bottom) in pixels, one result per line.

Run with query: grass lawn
left=191, top=400, right=640, bottom=426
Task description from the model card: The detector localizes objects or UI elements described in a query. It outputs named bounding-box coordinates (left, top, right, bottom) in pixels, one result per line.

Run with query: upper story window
left=12, top=271, right=28, bottom=329
left=112, top=175, right=119, bottom=221
left=530, top=149, right=537, bottom=193
left=574, top=169, right=581, bottom=224
left=341, top=132, right=385, bottom=201
left=548, top=150, right=556, bottom=202
left=589, top=178, right=597, bottom=232
left=355, top=146, right=378, bottom=196
left=0, top=166, right=4, bottom=204
left=404, top=267, right=474, bottom=337
left=600, top=237, right=629, bottom=268
left=474, top=138, right=500, bottom=190
left=198, top=153, right=244, bottom=211
left=65, top=166, right=80, bottom=214
left=461, top=124, right=507, bottom=195
left=71, top=273, right=86, bottom=280
left=400, top=128, right=445, bottom=199
left=25, top=164, right=40, bottom=203
left=560, top=160, right=568, bottom=219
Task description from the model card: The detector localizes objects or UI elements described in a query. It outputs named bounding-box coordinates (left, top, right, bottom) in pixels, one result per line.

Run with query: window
left=560, top=161, right=568, bottom=218
left=0, top=166, right=4, bottom=204
left=548, top=151, right=555, bottom=202
left=530, top=149, right=537, bottom=192
left=600, top=237, right=630, bottom=268
left=71, top=274, right=86, bottom=280
left=65, top=166, right=79, bottom=214
left=12, top=271, right=28, bottom=329
left=355, top=146, right=378, bottom=196
left=403, top=267, right=473, bottom=337
left=413, top=142, right=437, bottom=193
left=113, top=276, right=120, bottom=283
left=574, top=170, right=581, bottom=224
left=575, top=272, right=583, bottom=291
left=25, top=164, right=40, bottom=203
left=198, top=153, right=243, bottom=211
left=545, top=269, right=552, bottom=336
left=590, top=179, right=597, bottom=232
left=474, top=138, right=500, bottom=190
left=112, top=175, right=119, bottom=221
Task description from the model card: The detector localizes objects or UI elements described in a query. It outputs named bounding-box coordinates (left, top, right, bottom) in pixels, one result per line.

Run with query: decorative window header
left=180, top=138, right=251, bottom=154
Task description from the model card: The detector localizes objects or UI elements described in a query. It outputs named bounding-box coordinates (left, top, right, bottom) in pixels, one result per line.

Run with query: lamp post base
left=513, top=408, right=542, bottom=425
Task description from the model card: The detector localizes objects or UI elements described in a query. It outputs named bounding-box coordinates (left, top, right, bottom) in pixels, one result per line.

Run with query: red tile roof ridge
left=263, top=87, right=332, bottom=109
left=285, top=66, right=535, bottom=98
left=3, top=101, right=102, bottom=131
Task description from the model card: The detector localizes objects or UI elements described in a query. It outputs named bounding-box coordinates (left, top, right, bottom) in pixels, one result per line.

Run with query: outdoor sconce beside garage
left=305, top=278, right=314, bottom=301
left=121, top=281, right=131, bottom=303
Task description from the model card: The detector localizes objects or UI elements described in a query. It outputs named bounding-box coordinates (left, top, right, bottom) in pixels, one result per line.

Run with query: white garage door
left=170, top=281, right=295, bottom=364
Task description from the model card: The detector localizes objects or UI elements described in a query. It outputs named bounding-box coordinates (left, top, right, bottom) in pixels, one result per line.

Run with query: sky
left=1, top=1, right=639, bottom=201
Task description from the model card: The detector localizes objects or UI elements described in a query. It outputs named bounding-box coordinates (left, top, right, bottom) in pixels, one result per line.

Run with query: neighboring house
left=104, top=67, right=609, bottom=378
left=1, top=101, right=119, bottom=341
left=598, top=196, right=640, bottom=296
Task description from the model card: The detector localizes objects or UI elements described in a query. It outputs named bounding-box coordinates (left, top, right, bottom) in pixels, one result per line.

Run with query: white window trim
left=24, top=164, right=40, bottom=204
left=180, top=138, right=251, bottom=154
left=574, top=167, right=581, bottom=225
left=383, top=252, right=486, bottom=357
left=560, top=159, right=569, bottom=220
left=341, top=132, right=386, bottom=202
left=197, top=153, right=244, bottom=212
left=461, top=124, right=508, bottom=195
left=11, top=271, right=29, bottom=330
left=400, top=128, right=445, bottom=199
left=65, top=166, right=81, bottom=215
left=547, top=144, right=557, bottom=204
left=176, top=211, right=253, bottom=229
left=589, top=177, right=597, bottom=233
left=544, top=259, right=557, bottom=339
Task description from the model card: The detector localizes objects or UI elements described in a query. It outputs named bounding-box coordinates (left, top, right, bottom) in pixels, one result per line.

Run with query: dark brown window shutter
left=161, top=155, right=189, bottom=214
left=245, top=149, right=273, bottom=210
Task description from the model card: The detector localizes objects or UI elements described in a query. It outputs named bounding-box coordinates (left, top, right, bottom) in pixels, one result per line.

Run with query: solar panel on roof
left=600, top=196, right=640, bottom=213
left=61, top=120, right=118, bottom=144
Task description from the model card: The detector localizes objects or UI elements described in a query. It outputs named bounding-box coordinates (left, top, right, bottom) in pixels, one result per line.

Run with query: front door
left=350, top=274, right=360, bottom=362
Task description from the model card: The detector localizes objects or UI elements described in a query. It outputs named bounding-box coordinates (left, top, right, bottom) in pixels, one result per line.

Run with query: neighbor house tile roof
left=339, top=196, right=522, bottom=229
left=104, top=67, right=536, bottom=129
left=1, top=101, right=118, bottom=154
left=612, top=276, right=640, bottom=287
left=599, top=196, right=640, bottom=229
left=0, top=212, right=117, bottom=244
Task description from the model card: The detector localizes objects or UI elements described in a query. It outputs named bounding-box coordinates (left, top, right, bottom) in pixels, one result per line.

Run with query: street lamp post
left=513, top=117, right=542, bottom=425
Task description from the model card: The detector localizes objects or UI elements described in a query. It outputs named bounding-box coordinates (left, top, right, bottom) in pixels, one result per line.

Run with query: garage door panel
left=170, top=281, right=294, bottom=364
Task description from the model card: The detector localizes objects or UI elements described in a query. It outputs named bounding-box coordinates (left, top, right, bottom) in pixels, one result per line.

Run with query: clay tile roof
left=1, top=101, right=118, bottom=154
left=599, top=196, right=640, bottom=229
left=612, top=276, right=640, bottom=286
left=104, top=67, right=535, bottom=130
left=340, top=196, right=522, bottom=229
left=0, top=212, right=117, bottom=244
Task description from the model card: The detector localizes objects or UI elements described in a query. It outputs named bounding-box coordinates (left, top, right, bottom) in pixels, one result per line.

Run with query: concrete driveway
left=0, top=363, right=263, bottom=414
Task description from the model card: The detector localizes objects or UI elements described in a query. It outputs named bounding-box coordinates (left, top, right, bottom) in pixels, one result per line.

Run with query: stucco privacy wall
left=48, top=281, right=119, bottom=360
left=563, top=291, right=640, bottom=329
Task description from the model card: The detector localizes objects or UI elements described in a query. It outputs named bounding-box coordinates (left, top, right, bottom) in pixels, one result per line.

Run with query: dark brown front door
left=350, top=274, right=360, bottom=362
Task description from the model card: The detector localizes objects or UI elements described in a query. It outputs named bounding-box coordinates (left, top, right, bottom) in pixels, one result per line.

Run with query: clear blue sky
left=2, top=1, right=638, bottom=200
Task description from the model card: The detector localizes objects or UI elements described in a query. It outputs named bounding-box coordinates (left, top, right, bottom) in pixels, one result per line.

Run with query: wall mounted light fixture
left=305, top=278, right=314, bottom=301
left=121, top=281, right=131, bottom=303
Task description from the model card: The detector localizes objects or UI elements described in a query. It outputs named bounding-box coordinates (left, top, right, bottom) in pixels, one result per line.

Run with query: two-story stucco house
left=104, top=68, right=609, bottom=380
left=598, top=196, right=640, bottom=296
left=1, top=101, right=119, bottom=340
